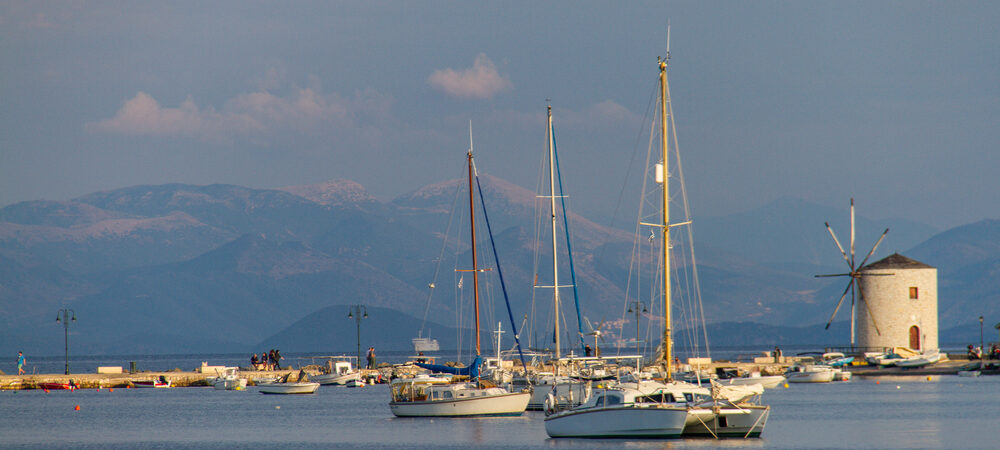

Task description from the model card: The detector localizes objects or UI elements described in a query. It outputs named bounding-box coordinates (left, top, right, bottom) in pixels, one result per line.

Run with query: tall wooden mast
left=467, top=128, right=482, bottom=356
left=659, top=54, right=673, bottom=381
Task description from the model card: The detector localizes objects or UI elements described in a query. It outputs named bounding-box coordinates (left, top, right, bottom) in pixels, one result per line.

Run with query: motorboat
left=133, top=378, right=171, bottom=388
left=821, top=352, right=854, bottom=367
left=389, top=374, right=530, bottom=417
left=258, top=382, right=320, bottom=394
left=894, top=350, right=944, bottom=368
left=957, top=362, right=982, bottom=377
left=616, top=379, right=769, bottom=438
left=212, top=367, right=247, bottom=390
left=544, top=385, right=688, bottom=438
left=717, top=372, right=786, bottom=389
left=785, top=364, right=835, bottom=383
left=311, top=359, right=361, bottom=385
left=509, top=372, right=588, bottom=411
left=346, top=379, right=365, bottom=388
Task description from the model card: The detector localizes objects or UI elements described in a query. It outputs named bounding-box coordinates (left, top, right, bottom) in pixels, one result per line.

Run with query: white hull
left=894, top=352, right=943, bottom=368
left=718, top=375, right=786, bottom=389
left=311, top=371, right=361, bottom=385
left=786, top=371, right=835, bottom=383
left=213, top=377, right=247, bottom=390
left=545, top=406, right=688, bottom=438
left=346, top=379, right=365, bottom=388
left=390, top=391, right=529, bottom=417
left=683, top=405, right=770, bottom=437
left=258, top=382, right=320, bottom=394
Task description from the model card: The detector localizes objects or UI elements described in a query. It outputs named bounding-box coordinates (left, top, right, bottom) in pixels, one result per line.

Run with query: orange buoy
left=109, top=388, right=114, bottom=392
left=43, top=389, right=49, bottom=393
left=876, top=380, right=880, bottom=385
left=74, top=405, right=80, bottom=410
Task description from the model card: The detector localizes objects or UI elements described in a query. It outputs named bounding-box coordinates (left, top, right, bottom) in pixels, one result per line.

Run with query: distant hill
left=0, top=177, right=994, bottom=356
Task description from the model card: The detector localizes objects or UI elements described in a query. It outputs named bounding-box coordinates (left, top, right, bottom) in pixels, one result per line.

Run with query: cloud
left=88, top=87, right=386, bottom=141
left=428, top=53, right=512, bottom=100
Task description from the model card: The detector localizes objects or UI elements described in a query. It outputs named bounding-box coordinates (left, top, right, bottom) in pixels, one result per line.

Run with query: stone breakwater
left=0, top=365, right=405, bottom=390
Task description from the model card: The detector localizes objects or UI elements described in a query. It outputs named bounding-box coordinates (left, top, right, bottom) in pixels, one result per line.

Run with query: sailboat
left=546, top=41, right=769, bottom=439
left=388, top=128, right=530, bottom=418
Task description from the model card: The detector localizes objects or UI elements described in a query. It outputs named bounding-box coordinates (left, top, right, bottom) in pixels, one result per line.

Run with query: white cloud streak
left=428, top=53, right=512, bottom=100
left=88, top=88, right=389, bottom=141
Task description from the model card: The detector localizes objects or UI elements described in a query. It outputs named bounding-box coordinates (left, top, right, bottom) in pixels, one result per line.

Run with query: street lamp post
left=56, top=309, right=76, bottom=375
left=348, top=305, right=368, bottom=368
left=979, top=316, right=984, bottom=360
left=627, top=301, right=648, bottom=355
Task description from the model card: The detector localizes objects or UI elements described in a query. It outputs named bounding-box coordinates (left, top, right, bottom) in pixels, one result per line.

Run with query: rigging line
left=667, top=82, right=710, bottom=358
left=473, top=171, right=528, bottom=369
left=595, top=80, right=659, bottom=266
left=419, top=165, right=468, bottom=336
left=620, top=90, right=660, bottom=359
left=551, top=124, right=586, bottom=351
left=530, top=138, right=548, bottom=355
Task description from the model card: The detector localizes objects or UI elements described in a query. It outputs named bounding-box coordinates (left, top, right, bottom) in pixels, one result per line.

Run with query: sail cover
left=416, top=355, right=481, bottom=380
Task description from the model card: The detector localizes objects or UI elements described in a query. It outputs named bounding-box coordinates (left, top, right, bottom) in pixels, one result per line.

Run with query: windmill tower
left=815, top=199, right=890, bottom=350
left=858, top=254, right=938, bottom=351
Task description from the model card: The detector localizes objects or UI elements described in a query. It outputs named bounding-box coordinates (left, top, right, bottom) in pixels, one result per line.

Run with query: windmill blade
left=857, top=228, right=890, bottom=269
left=856, top=280, right=882, bottom=336
left=581, top=316, right=596, bottom=335
left=815, top=273, right=851, bottom=278
left=825, top=280, right=855, bottom=329
left=825, top=222, right=853, bottom=270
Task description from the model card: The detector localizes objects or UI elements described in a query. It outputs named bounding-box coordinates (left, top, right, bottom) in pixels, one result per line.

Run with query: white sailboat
left=388, top=127, right=530, bottom=418
left=546, top=41, right=768, bottom=439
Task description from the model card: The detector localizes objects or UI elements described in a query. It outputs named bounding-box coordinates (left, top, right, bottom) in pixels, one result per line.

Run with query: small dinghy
left=346, top=379, right=366, bottom=388
left=38, top=381, right=77, bottom=390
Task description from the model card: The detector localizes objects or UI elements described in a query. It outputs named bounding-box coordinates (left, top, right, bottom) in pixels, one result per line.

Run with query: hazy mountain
left=0, top=177, right=994, bottom=357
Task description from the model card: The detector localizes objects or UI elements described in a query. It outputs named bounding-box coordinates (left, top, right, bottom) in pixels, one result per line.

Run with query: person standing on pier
left=366, top=347, right=376, bottom=369
left=17, top=351, right=25, bottom=375
left=274, top=349, right=282, bottom=370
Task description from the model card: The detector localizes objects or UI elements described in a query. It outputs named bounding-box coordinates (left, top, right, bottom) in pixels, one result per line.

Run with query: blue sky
left=2, top=1, right=998, bottom=228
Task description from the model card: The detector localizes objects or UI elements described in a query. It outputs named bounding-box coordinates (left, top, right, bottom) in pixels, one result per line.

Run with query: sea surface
left=2, top=359, right=999, bottom=448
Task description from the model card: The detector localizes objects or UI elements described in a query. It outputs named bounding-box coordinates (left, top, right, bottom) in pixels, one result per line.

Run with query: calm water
left=2, top=373, right=998, bottom=448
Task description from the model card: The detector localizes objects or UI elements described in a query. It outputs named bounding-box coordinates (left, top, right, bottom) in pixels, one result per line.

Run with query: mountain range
left=1, top=175, right=996, bottom=357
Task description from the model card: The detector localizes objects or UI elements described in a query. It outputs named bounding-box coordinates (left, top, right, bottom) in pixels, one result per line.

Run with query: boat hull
left=390, top=391, right=529, bottom=417
left=213, top=377, right=247, bottom=390
left=133, top=380, right=171, bottom=388
left=311, top=372, right=361, bottom=385
left=544, top=406, right=688, bottom=438
left=786, top=371, right=834, bottom=383
left=718, top=376, right=786, bottom=389
left=37, top=382, right=75, bottom=390
left=683, top=405, right=770, bottom=438
left=258, top=382, right=320, bottom=394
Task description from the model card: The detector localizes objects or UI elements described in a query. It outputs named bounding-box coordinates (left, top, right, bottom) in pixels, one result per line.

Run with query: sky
left=2, top=1, right=998, bottom=229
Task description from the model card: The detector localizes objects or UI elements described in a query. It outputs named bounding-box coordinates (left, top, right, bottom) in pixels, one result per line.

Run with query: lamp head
left=348, top=311, right=353, bottom=319
left=363, top=311, right=368, bottom=319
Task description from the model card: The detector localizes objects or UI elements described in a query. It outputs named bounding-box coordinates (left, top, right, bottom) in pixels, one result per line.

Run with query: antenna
left=665, top=22, right=671, bottom=62
left=468, top=120, right=474, bottom=156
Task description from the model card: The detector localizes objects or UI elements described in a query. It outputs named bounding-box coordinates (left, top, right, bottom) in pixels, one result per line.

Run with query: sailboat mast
left=548, top=105, right=561, bottom=361
left=467, top=135, right=482, bottom=356
left=659, top=56, right=673, bottom=380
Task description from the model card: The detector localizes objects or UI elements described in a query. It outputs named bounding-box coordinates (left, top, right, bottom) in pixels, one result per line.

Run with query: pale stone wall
left=858, top=267, right=938, bottom=351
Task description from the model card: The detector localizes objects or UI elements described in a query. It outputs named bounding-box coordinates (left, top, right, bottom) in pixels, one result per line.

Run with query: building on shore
left=857, top=253, right=938, bottom=352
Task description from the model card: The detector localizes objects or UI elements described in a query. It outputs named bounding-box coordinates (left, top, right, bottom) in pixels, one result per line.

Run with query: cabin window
left=683, top=393, right=694, bottom=403
left=606, top=394, right=623, bottom=406
left=443, top=391, right=453, bottom=399
left=594, top=395, right=605, bottom=407
left=909, top=287, right=919, bottom=299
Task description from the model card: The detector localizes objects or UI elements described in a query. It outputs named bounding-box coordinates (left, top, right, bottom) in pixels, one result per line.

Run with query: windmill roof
left=862, top=253, right=934, bottom=270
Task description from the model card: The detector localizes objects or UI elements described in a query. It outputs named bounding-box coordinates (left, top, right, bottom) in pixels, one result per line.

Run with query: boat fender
left=544, top=392, right=557, bottom=416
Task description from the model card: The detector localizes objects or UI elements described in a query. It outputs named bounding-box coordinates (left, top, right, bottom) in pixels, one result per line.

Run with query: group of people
left=251, top=349, right=283, bottom=371
left=967, top=343, right=1000, bottom=360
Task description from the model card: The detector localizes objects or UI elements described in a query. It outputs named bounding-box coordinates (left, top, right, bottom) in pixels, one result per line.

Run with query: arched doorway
left=909, top=325, right=920, bottom=350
